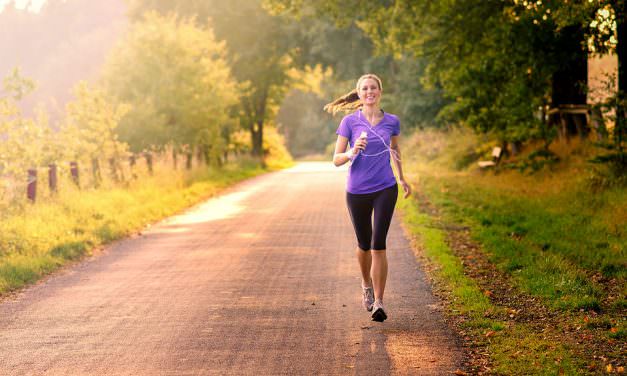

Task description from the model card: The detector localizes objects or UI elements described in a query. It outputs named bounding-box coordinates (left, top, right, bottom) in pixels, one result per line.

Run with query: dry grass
left=0, top=161, right=266, bottom=295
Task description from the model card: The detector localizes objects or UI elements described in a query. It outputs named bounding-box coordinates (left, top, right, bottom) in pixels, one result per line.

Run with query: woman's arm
left=333, top=135, right=366, bottom=167
left=390, top=135, right=411, bottom=198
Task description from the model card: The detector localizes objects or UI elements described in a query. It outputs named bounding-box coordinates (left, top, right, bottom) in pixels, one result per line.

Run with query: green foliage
left=262, top=125, right=294, bottom=169
left=102, top=11, right=239, bottom=155
left=2, top=67, right=35, bottom=101
left=588, top=75, right=627, bottom=178
left=267, top=0, right=624, bottom=151
left=276, top=90, right=335, bottom=157
left=63, top=82, right=129, bottom=163
left=506, top=148, right=560, bottom=173
left=127, top=0, right=295, bottom=157
left=0, top=68, right=62, bottom=175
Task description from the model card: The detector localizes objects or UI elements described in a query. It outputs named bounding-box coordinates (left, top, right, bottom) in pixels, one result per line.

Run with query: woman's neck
left=361, top=104, right=381, bottom=118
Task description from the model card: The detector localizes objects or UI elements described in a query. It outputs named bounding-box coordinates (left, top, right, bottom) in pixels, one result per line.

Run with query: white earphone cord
left=354, top=112, right=402, bottom=163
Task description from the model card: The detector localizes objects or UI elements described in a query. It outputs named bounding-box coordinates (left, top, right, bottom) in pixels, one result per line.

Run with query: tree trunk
left=91, top=158, right=101, bottom=188
left=550, top=25, right=588, bottom=138
left=615, top=0, right=625, bottom=164
left=109, top=158, right=119, bottom=183
left=196, top=146, right=204, bottom=165
left=186, top=152, right=193, bottom=170
left=70, top=161, right=80, bottom=187
left=617, top=1, right=626, bottom=95
left=252, top=121, right=263, bottom=156
left=144, top=152, right=153, bottom=175
left=250, top=86, right=269, bottom=156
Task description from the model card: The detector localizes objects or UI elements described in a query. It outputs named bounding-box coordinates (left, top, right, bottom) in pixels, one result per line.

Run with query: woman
left=325, top=74, right=411, bottom=322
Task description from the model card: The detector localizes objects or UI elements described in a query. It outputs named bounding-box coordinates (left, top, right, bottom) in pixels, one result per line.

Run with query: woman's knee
left=372, top=239, right=387, bottom=251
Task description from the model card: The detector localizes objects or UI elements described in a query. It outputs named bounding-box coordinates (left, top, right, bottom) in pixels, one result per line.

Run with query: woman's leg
left=371, top=250, right=388, bottom=301
left=371, top=185, right=398, bottom=302
left=346, top=191, right=374, bottom=286
left=356, top=248, right=372, bottom=286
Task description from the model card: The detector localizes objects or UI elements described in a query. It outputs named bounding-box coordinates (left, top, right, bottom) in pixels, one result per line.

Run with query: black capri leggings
left=346, top=184, right=398, bottom=251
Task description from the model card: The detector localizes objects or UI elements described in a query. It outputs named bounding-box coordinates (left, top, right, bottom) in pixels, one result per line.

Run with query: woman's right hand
left=353, top=137, right=368, bottom=153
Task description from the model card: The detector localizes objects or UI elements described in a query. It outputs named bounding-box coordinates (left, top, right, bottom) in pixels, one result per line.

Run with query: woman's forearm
left=334, top=151, right=353, bottom=167
left=391, top=146, right=405, bottom=181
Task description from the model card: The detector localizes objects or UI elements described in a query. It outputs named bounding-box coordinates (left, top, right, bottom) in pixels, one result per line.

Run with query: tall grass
left=399, top=128, right=625, bottom=373
left=402, top=129, right=626, bottom=312
left=398, top=189, right=583, bottom=375
left=0, top=160, right=266, bottom=295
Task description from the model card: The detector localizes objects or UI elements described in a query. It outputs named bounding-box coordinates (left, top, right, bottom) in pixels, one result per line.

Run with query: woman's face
left=358, top=78, right=381, bottom=106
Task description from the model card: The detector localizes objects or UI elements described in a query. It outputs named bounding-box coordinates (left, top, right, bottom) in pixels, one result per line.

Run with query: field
left=399, top=129, right=625, bottom=374
left=0, top=159, right=268, bottom=295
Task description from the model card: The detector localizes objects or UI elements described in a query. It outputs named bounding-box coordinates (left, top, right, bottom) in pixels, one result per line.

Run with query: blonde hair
left=323, top=74, right=383, bottom=115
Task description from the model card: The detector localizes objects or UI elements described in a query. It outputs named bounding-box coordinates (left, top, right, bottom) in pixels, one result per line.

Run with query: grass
left=398, top=128, right=626, bottom=374
left=398, top=192, right=584, bottom=375
left=0, top=160, right=269, bottom=295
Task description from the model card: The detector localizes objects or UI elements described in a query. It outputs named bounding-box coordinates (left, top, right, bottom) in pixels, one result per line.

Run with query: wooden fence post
left=27, top=168, right=37, bottom=202
left=48, top=163, right=57, bottom=193
left=129, top=154, right=137, bottom=179
left=91, top=158, right=101, bottom=187
left=108, top=158, right=119, bottom=182
left=70, top=161, right=80, bottom=187
left=145, top=152, right=153, bottom=175
left=186, top=152, right=193, bottom=170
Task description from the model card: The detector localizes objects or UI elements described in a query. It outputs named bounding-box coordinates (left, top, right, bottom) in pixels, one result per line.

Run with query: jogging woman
left=325, top=74, right=411, bottom=322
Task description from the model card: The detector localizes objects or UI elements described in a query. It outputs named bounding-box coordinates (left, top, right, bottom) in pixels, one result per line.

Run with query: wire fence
left=0, top=149, right=219, bottom=207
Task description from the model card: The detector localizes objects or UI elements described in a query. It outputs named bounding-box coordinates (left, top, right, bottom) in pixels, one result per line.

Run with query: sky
left=0, top=0, right=127, bottom=118
left=0, top=0, right=51, bottom=13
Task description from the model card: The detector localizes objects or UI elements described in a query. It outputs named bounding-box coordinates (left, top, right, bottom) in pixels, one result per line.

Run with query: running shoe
left=362, top=285, right=375, bottom=312
left=371, top=300, right=387, bottom=322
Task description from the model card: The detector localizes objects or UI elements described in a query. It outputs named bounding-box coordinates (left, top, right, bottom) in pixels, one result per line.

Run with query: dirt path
left=0, top=162, right=463, bottom=375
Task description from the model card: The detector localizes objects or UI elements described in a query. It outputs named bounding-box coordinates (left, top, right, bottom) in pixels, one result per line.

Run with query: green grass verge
left=398, top=128, right=625, bottom=374
left=398, top=195, right=585, bottom=375
left=401, top=129, right=625, bottom=313
left=0, top=162, right=268, bottom=295
left=420, top=177, right=624, bottom=312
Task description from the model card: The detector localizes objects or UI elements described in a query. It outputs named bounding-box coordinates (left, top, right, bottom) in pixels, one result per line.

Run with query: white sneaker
left=371, top=300, right=387, bottom=322
left=362, top=286, right=374, bottom=312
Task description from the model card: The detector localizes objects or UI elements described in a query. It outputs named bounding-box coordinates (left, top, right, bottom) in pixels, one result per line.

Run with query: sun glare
left=0, top=0, right=48, bottom=13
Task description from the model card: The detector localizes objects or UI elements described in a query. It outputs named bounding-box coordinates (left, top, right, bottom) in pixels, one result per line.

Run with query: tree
left=62, top=82, right=129, bottom=183
left=0, top=68, right=60, bottom=176
left=127, top=0, right=293, bottom=157
left=513, top=0, right=625, bottom=170
left=267, top=0, right=619, bottom=151
left=266, top=3, right=448, bottom=132
left=102, top=11, right=239, bottom=162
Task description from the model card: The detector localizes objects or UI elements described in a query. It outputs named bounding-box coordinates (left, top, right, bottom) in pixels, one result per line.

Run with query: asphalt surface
left=0, top=162, right=463, bottom=375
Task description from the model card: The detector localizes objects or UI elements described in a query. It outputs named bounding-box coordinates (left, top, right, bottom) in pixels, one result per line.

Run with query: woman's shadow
left=354, top=325, right=392, bottom=375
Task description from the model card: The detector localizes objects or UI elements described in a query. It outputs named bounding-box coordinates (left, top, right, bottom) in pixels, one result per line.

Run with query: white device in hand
left=357, top=131, right=367, bottom=154
left=348, top=131, right=368, bottom=161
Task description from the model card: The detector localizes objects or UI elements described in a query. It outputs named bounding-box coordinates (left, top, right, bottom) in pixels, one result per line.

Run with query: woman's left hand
left=400, top=179, right=411, bottom=198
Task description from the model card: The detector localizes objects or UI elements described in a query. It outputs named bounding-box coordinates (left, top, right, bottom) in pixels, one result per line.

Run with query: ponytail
left=323, top=89, right=361, bottom=115
left=323, top=73, right=383, bottom=115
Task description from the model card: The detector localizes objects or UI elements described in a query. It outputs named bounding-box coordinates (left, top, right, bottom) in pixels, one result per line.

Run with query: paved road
left=0, top=162, right=463, bottom=375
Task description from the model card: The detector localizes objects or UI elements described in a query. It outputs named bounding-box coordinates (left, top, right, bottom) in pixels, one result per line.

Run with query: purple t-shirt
left=336, top=110, right=400, bottom=194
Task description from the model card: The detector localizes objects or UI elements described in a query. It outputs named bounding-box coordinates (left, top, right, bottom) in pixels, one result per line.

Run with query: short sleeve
left=336, top=115, right=352, bottom=139
left=391, top=116, right=400, bottom=136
